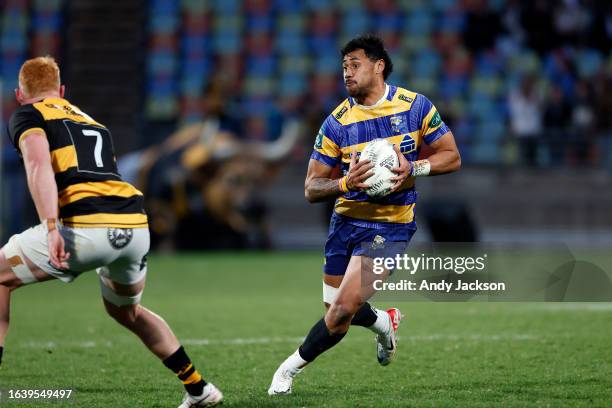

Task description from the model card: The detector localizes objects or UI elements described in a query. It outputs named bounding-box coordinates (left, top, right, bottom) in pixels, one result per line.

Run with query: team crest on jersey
left=371, top=235, right=386, bottom=250
left=108, top=228, right=133, bottom=249
left=390, top=115, right=408, bottom=134
left=399, top=135, right=416, bottom=154
left=314, top=131, right=324, bottom=149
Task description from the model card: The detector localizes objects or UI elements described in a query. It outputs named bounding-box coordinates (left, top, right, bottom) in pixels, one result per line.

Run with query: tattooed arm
left=304, top=153, right=374, bottom=203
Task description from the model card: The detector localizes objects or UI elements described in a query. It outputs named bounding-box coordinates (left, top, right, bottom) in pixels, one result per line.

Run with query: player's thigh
left=332, top=254, right=393, bottom=310
left=98, top=228, right=149, bottom=309
left=322, top=216, right=354, bottom=306
left=351, top=224, right=417, bottom=299
left=323, top=273, right=344, bottom=309
left=0, top=229, right=59, bottom=288
left=100, top=271, right=145, bottom=322
left=333, top=255, right=365, bottom=309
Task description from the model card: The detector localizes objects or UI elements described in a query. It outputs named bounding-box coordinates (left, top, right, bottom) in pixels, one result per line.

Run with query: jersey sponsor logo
left=398, top=94, right=414, bottom=103
left=314, top=131, right=324, bottom=149
left=399, top=135, right=416, bottom=154
left=44, top=103, right=95, bottom=123
left=107, top=228, right=133, bottom=249
left=429, top=111, right=442, bottom=128
left=335, top=106, right=348, bottom=120
left=390, top=115, right=408, bottom=134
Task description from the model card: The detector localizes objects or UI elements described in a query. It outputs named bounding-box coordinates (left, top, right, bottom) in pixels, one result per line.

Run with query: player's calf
left=269, top=318, right=346, bottom=396
left=99, top=278, right=219, bottom=405
left=269, top=295, right=360, bottom=395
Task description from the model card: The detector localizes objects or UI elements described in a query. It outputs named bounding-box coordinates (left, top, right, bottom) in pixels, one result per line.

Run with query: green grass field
left=1, top=252, right=611, bottom=407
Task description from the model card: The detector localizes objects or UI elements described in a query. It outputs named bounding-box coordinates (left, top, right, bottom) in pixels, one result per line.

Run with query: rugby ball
left=361, top=139, right=399, bottom=197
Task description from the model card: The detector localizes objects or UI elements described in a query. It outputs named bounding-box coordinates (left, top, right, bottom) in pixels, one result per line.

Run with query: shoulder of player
left=32, top=98, right=106, bottom=128
left=8, top=104, right=46, bottom=137
left=390, top=86, right=419, bottom=107
left=329, top=99, right=351, bottom=123
left=9, top=103, right=41, bottom=122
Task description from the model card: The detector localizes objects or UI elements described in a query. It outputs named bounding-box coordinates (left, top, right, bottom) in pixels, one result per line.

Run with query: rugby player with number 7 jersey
left=269, top=35, right=461, bottom=395
left=0, top=57, right=222, bottom=407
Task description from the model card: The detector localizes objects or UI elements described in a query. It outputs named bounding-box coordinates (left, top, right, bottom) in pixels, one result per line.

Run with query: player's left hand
left=47, top=229, right=70, bottom=270
left=389, top=144, right=411, bottom=193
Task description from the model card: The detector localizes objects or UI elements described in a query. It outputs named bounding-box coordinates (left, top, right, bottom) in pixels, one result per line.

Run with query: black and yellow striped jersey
left=8, top=97, right=147, bottom=228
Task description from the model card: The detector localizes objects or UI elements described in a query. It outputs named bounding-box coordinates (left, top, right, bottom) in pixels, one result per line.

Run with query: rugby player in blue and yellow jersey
left=269, top=35, right=461, bottom=395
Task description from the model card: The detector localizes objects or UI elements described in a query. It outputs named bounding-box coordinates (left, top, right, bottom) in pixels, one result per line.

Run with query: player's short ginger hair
left=18, top=56, right=61, bottom=98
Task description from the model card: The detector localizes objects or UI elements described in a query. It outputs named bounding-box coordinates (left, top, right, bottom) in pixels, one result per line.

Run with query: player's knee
left=0, top=277, right=19, bottom=291
left=327, top=298, right=361, bottom=329
left=0, top=269, right=23, bottom=291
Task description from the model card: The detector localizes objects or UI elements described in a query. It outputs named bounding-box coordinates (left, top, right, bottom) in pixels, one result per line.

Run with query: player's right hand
left=47, top=229, right=70, bottom=270
left=346, top=150, right=374, bottom=191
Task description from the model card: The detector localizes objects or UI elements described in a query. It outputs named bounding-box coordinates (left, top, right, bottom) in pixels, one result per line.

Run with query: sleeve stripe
left=17, top=127, right=46, bottom=147
left=316, top=135, right=341, bottom=158
left=424, top=125, right=450, bottom=145
left=311, top=151, right=339, bottom=167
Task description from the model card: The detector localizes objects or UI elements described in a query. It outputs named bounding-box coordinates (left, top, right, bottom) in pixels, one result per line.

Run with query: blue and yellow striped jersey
left=311, top=84, right=450, bottom=227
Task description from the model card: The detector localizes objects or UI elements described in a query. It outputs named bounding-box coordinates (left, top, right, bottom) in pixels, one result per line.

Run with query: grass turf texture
left=1, top=252, right=611, bottom=407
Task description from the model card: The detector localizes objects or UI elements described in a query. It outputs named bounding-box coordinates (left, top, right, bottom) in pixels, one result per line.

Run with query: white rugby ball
left=361, top=139, right=399, bottom=197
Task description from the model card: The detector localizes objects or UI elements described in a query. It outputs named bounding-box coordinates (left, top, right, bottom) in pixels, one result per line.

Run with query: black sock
left=298, top=318, right=347, bottom=362
left=163, top=346, right=207, bottom=395
left=0, top=346, right=3, bottom=366
left=350, top=302, right=378, bottom=327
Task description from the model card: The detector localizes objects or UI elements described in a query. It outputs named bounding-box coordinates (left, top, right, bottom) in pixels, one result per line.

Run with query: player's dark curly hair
left=341, top=34, right=394, bottom=80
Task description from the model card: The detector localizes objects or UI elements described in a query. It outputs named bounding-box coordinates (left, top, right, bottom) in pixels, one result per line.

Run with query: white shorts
left=3, top=223, right=149, bottom=305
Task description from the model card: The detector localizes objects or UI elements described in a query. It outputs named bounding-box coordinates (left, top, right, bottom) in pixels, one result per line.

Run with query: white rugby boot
left=376, top=308, right=402, bottom=366
left=268, top=365, right=303, bottom=395
left=268, top=350, right=307, bottom=395
left=178, top=383, right=223, bottom=407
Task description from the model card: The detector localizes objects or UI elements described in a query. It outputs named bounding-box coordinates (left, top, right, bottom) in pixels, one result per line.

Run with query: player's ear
left=376, top=60, right=385, bottom=75
left=15, top=88, right=25, bottom=105
left=59, top=85, right=65, bottom=98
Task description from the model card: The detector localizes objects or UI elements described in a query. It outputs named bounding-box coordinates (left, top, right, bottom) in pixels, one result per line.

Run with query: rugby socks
left=280, top=349, right=309, bottom=374
left=298, top=318, right=347, bottom=362
left=350, top=303, right=391, bottom=335
left=163, top=346, right=207, bottom=396
left=0, top=346, right=3, bottom=366
left=350, top=302, right=378, bottom=327
left=367, top=308, right=391, bottom=335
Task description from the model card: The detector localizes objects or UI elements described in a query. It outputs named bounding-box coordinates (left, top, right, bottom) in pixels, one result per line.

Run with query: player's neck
left=20, top=92, right=62, bottom=105
left=354, top=83, right=388, bottom=108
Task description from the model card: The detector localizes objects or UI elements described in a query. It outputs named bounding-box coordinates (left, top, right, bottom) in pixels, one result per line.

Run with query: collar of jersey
left=36, top=97, right=67, bottom=105
left=352, top=84, right=389, bottom=110
left=43, top=97, right=66, bottom=102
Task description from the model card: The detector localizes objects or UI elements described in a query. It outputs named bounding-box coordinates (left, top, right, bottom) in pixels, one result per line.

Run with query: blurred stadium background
left=1, top=0, right=611, bottom=249
left=1, top=2, right=611, bottom=405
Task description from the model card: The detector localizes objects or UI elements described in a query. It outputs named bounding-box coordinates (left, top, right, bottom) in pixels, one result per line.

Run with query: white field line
left=17, top=333, right=538, bottom=349
left=524, top=303, right=612, bottom=312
